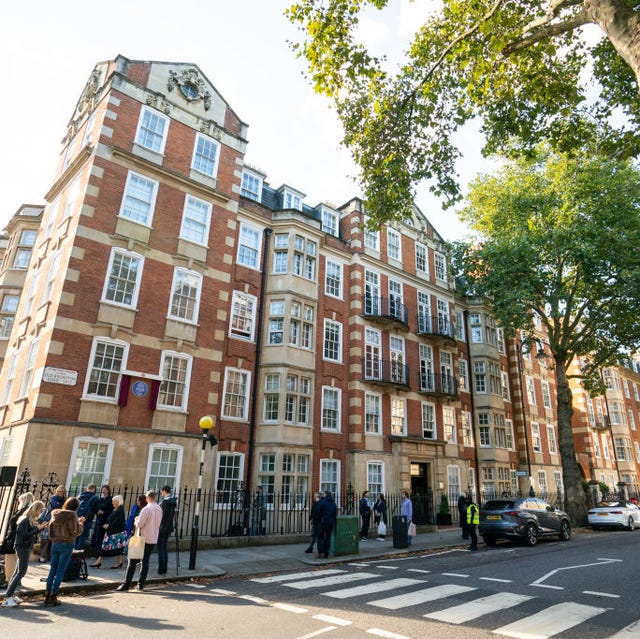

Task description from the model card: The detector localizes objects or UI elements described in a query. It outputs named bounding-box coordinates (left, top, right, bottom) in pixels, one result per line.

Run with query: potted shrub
left=436, top=493, right=452, bottom=526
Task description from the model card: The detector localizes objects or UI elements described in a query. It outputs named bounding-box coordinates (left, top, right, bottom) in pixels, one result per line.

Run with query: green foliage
left=287, top=0, right=640, bottom=227
left=452, top=147, right=640, bottom=523
left=439, top=493, right=450, bottom=515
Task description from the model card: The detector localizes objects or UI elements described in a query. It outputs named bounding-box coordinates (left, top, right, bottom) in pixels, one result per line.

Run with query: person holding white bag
left=374, top=494, right=387, bottom=540
left=117, top=490, right=162, bottom=592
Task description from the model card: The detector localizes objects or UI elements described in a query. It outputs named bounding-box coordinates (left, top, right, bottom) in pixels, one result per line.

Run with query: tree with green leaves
left=451, top=147, right=640, bottom=524
left=287, top=0, right=640, bottom=226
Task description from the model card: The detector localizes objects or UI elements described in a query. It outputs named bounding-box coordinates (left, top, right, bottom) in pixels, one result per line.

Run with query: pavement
left=1, top=527, right=471, bottom=600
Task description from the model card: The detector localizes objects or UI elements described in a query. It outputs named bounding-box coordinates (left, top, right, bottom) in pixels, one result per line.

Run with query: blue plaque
left=131, top=380, right=148, bottom=397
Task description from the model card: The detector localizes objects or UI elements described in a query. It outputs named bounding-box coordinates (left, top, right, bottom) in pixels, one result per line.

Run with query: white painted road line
left=313, top=614, right=353, bottom=626
left=606, top=619, right=640, bottom=638
left=407, top=568, right=431, bottom=574
left=238, top=594, right=267, bottom=604
left=210, top=588, right=237, bottom=595
left=369, top=584, right=475, bottom=610
left=480, top=577, right=512, bottom=583
left=493, top=602, right=608, bottom=639
left=583, top=590, right=620, bottom=598
left=296, top=627, right=336, bottom=639
left=323, top=578, right=426, bottom=599
left=252, top=569, right=345, bottom=583
left=531, top=584, right=564, bottom=590
left=367, top=629, right=410, bottom=639
left=425, top=592, right=533, bottom=624
left=442, top=572, right=469, bottom=578
left=273, top=602, right=308, bottom=614
left=375, top=565, right=399, bottom=570
left=286, top=572, right=379, bottom=590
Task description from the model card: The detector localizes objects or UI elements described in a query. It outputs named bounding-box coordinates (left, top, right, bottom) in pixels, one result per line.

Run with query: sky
left=0, top=0, right=483, bottom=241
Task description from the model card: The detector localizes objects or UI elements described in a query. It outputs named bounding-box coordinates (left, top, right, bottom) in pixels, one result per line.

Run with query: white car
left=588, top=501, right=640, bottom=530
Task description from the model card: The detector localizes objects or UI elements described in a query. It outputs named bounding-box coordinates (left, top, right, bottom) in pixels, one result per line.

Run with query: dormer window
left=321, top=206, right=339, bottom=237
left=283, top=189, right=303, bottom=210
left=241, top=169, right=264, bottom=201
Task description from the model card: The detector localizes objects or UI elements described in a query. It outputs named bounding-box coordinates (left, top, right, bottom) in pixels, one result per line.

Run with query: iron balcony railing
left=362, top=358, right=410, bottom=388
left=363, top=295, right=409, bottom=327
left=417, top=370, right=458, bottom=398
left=416, top=314, right=455, bottom=340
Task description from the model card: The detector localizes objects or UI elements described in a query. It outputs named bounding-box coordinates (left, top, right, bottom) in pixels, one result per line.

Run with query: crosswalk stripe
left=367, top=629, right=410, bottom=639
left=493, top=602, right=608, bottom=639
left=251, top=569, right=345, bottom=583
left=605, top=619, right=640, bottom=638
left=313, top=614, right=352, bottom=626
left=425, top=592, right=533, bottom=624
left=323, top=578, right=426, bottom=599
left=369, top=584, right=475, bottom=610
left=286, top=572, right=379, bottom=590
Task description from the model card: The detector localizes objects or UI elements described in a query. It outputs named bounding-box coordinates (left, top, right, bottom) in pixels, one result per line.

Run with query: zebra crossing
left=248, top=567, right=638, bottom=639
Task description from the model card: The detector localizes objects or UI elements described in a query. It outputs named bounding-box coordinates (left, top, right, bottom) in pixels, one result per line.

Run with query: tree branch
left=523, top=0, right=584, bottom=34
left=502, top=14, right=590, bottom=55
left=402, top=0, right=505, bottom=108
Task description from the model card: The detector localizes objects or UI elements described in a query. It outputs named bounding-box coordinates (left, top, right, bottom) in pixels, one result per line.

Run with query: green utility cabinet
left=330, top=515, right=359, bottom=556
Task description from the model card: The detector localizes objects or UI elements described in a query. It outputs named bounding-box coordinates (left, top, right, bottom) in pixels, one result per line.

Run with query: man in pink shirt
left=117, top=489, right=162, bottom=591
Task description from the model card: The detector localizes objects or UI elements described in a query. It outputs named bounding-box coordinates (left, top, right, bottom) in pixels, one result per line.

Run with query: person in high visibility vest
left=466, top=499, right=479, bottom=551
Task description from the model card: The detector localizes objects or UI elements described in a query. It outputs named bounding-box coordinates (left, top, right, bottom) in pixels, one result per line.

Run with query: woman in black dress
left=91, top=485, right=113, bottom=551
left=91, top=495, right=126, bottom=568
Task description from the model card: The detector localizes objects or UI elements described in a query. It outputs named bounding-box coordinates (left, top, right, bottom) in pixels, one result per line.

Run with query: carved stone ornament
left=198, top=118, right=222, bottom=140
left=145, top=94, right=172, bottom=115
left=168, top=68, right=211, bottom=110
left=64, top=68, right=103, bottom=143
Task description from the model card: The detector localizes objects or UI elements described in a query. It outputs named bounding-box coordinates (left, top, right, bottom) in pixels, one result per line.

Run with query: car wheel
left=482, top=535, right=497, bottom=546
left=524, top=523, right=538, bottom=546
left=559, top=520, right=571, bottom=541
left=628, top=516, right=635, bottom=531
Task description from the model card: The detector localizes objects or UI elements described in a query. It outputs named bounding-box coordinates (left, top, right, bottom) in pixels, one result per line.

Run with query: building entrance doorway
left=410, top=462, right=432, bottom=525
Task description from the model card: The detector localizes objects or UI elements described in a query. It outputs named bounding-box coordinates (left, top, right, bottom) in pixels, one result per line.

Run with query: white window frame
left=325, top=258, right=343, bottom=299
left=191, top=132, right=220, bottom=178
left=531, top=422, right=542, bottom=453
left=365, top=392, right=382, bottom=435
left=241, top=169, right=263, bottom=201
left=415, top=242, right=429, bottom=277
left=144, top=443, right=184, bottom=491
left=443, top=406, right=457, bottom=442
left=222, top=367, right=251, bottom=421
left=387, top=228, right=401, bottom=262
left=215, top=453, right=245, bottom=507
left=83, top=338, right=128, bottom=402
left=320, top=459, right=341, bottom=497
left=135, top=105, right=169, bottom=154
left=541, top=380, right=552, bottom=409
left=119, top=171, right=159, bottom=227
left=157, top=351, right=192, bottom=411
left=546, top=424, right=558, bottom=455
left=229, top=290, right=257, bottom=341
left=321, top=386, right=342, bottom=432
left=434, top=251, right=447, bottom=281
left=168, top=267, right=202, bottom=324
left=102, top=248, right=144, bottom=309
left=237, top=222, right=262, bottom=269
left=66, top=436, right=115, bottom=492
left=179, top=194, right=212, bottom=246
left=367, top=461, right=385, bottom=499
left=323, top=319, right=343, bottom=363
left=18, top=337, right=40, bottom=398
left=422, top=402, right=436, bottom=440
left=321, top=206, right=339, bottom=237
left=391, top=397, right=407, bottom=436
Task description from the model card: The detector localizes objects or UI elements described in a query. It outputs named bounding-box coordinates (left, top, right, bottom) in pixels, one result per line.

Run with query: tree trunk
left=584, top=0, right=640, bottom=90
left=555, top=359, right=588, bottom=525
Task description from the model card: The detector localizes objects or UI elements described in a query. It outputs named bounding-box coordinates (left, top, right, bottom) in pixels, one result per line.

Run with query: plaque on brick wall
left=43, top=367, right=78, bottom=386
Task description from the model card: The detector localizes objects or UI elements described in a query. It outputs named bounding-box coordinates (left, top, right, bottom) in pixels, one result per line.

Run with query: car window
left=484, top=500, right=514, bottom=510
left=522, top=499, right=541, bottom=510
left=597, top=501, right=622, bottom=508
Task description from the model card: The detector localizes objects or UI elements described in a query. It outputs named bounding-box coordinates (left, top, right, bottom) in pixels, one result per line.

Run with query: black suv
left=479, top=497, right=571, bottom=546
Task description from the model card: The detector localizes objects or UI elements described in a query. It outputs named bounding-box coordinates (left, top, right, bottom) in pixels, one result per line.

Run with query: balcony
left=417, top=371, right=459, bottom=400
left=363, top=295, right=409, bottom=330
left=362, top=358, right=411, bottom=391
left=415, top=314, right=456, bottom=343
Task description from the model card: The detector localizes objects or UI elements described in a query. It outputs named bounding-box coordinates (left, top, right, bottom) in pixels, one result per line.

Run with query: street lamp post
left=515, top=343, right=535, bottom=497
left=189, top=415, right=214, bottom=570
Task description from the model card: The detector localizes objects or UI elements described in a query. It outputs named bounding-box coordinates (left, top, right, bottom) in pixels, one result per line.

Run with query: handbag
left=377, top=521, right=387, bottom=537
left=102, top=530, right=128, bottom=552
left=127, top=528, right=145, bottom=559
left=408, top=522, right=417, bottom=537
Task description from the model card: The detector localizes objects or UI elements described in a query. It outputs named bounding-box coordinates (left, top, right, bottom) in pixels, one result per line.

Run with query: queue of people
left=0, top=484, right=179, bottom=607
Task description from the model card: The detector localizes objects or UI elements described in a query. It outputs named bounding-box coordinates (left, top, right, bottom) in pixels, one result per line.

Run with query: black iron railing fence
left=2, top=469, right=638, bottom=543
